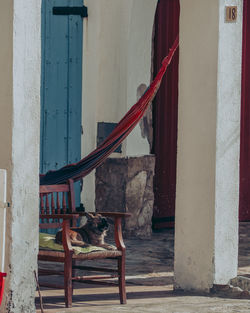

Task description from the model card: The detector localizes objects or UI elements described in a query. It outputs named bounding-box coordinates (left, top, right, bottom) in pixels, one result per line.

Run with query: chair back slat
left=45, top=194, right=49, bottom=215
left=40, top=196, right=45, bottom=215
left=51, top=193, right=55, bottom=214
left=56, top=193, right=60, bottom=214
left=39, top=181, right=76, bottom=230
left=62, top=192, right=66, bottom=214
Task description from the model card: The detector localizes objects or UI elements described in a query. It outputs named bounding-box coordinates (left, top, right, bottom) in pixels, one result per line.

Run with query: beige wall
left=82, top=0, right=157, bottom=211
left=0, top=1, right=13, bottom=201
left=0, top=0, right=41, bottom=311
left=0, top=2, right=14, bottom=310
left=175, top=0, right=242, bottom=290
left=175, top=0, right=219, bottom=291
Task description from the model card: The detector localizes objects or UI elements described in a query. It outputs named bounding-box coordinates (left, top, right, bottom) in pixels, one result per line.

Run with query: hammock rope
left=40, top=36, right=179, bottom=185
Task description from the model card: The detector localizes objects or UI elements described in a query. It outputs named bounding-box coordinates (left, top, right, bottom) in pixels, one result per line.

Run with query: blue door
left=41, top=0, right=83, bottom=205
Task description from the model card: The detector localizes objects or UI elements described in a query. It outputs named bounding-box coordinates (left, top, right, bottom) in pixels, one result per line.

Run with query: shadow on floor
left=36, top=223, right=250, bottom=311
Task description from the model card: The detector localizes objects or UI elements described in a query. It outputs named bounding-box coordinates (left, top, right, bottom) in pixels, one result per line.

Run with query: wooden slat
left=40, top=196, right=45, bottom=215
left=72, top=274, right=118, bottom=281
left=56, top=192, right=60, bottom=213
left=40, top=214, right=78, bottom=220
left=40, top=184, right=70, bottom=193
left=38, top=254, right=65, bottom=262
left=39, top=222, right=61, bottom=229
left=45, top=194, right=49, bottom=214
left=72, top=212, right=132, bottom=218
left=39, top=269, right=64, bottom=276
left=62, top=192, right=66, bottom=214
left=72, top=265, right=117, bottom=273
left=39, top=282, right=64, bottom=289
left=98, top=212, right=132, bottom=218
left=51, top=193, right=55, bottom=214
left=74, top=280, right=118, bottom=286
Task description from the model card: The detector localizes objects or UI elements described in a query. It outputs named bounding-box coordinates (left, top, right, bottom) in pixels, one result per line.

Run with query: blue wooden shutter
left=41, top=0, right=83, bottom=206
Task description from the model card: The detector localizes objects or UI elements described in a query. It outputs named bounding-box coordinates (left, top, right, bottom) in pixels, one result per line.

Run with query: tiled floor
left=36, top=224, right=250, bottom=312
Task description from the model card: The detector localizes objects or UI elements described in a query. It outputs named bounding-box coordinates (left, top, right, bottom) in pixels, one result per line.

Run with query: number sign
left=226, top=6, right=237, bottom=22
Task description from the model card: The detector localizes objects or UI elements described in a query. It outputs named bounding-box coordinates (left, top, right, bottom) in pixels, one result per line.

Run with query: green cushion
left=39, top=232, right=108, bottom=255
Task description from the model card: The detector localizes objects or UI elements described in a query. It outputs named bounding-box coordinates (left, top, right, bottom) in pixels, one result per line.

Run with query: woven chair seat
left=39, top=249, right=122, bottom=260
left=39, top=233, right=121, bottom=260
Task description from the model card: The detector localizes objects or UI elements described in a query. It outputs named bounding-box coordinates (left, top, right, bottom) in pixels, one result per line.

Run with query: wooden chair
left=38, top=179, right=130, bottom=308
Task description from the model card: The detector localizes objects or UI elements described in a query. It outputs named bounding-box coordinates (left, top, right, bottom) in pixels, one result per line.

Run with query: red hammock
left=40, top=36, right=179, bottom=185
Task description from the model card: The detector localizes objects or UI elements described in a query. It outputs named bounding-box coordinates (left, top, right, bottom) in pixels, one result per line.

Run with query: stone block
left=95, top=155, right=155, bottom=238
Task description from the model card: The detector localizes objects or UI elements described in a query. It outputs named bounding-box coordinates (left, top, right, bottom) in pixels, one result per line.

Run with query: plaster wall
left=0, top=1, right=14, bottom=310
left=175, top=0, right=242, bottom=291
left=175, top=0, right=219, bottom=291
left=214, top=0, right=242, bottom=284
left=125, top=0, right=157, bottom=156
left=0, top=1, right=13, bottom=200
left=82, top=0, right=157, bottom=211
left=0, top=0, right=41, bottom=311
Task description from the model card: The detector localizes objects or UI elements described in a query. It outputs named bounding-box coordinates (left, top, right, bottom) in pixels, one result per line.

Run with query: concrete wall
left=214, top=0, right=243, bottom=284
left=82, top=0, right=157, bottom=211
left=0, top=0, right=41, bottom=311
left=0, top=2, right=14, bottom=310
left=0, top=0, right=13, bottom=199
left=175, top=0, right=219, bottom=291
left=175, top=0, right=242, bottom=291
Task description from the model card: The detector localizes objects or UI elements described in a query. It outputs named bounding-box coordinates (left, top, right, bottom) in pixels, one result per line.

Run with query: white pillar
left=175, top=0, right=242, bottom=291
left=0, top=0, right=41, bottom=311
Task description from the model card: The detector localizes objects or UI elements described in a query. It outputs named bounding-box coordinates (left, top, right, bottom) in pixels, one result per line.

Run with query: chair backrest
left=39, top=180, right=76, bottom=230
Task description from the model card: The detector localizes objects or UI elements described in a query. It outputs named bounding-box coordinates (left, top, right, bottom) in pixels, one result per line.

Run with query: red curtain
left=239, top=0, right=250, bottom=221
left=152, top=0, right=180, bottom=228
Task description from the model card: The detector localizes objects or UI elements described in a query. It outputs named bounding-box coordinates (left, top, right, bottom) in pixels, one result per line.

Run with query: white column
left=175, top=0, right=242, bottom=291
left=214, top=0, right=243, bottom=284
left=0, top=0, right=41, bottom=311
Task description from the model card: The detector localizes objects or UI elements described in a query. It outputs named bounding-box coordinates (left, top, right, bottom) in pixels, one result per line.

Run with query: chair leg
left=64, top=256, right=73, bottom=308
left=118, top=255, right=127, bottom=304
left=72, top=259, right=76, bottom=295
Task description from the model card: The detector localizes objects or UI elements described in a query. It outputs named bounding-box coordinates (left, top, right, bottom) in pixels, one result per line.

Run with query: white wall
left=125, top=0, right=157, bottom=156
left=82, top=0, right=157, bottom=211
left=175, top=0, right=242, bottom=291
left=0, top=0, right=41, bottom=311
left=214, top=0, right=243, bottom=284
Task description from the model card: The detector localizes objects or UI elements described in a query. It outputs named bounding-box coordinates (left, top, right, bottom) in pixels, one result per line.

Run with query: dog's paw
left=105, top=244, right=117, bottom=251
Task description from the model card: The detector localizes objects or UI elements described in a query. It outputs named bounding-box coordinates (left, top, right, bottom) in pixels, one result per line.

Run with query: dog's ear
left=85, top=212, right=94, bottom=220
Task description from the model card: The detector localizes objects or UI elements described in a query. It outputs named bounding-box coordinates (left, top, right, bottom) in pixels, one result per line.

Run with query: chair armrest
left=71, top=212, right=131, bottom=219
left=62, top=219, right=73, bottom=254
left=113, top=216, right=126, bottom=251
left=39, top=214, right=76, bottom=254
left=40, top=214, right=79, bottom=220
left=97, top=212, right=132, bottom=218
left=62, top=211, right=131, bottom=252
left=98, top=212, right=131, bottom=252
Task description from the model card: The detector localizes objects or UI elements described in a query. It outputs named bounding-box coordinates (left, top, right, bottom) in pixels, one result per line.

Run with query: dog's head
left=85, top=212, right=109, bottom=234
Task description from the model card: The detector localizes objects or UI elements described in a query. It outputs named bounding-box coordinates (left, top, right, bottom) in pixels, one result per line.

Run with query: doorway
left=40, top=0, right=83, bottom=206
left=240, top=0, right=250, bottom=221
left=152, top=0, right=180, bottom=229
